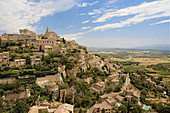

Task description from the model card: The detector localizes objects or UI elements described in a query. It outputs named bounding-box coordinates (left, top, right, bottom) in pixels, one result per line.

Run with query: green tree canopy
left=13, top=101, right=29, bottom=113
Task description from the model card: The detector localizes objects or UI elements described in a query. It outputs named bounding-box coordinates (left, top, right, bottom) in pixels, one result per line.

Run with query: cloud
left=94, top=0, right=169, bottom=23
left=82, top=20, right=90, bottom=24
left=67, top=25, right=74, bottom=28
left=150, top=19, right=170, bottom=25
left=77, top=1, right=98, bottom=7
left=0, top=0, right=76, bottom=33
left=82, top=26, right=91, bottom=30
left=80, top=13, right=85, bottom=15
left=88, top=9, right=102, bottom=15
left=91, top=0, right=169, bottom=31
left=108, top=0, right=118, bottom=4
left=61, top=32, right=86, bottom=40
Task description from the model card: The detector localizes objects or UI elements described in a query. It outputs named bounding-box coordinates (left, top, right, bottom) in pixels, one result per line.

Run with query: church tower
left=46, top=27, right=50, bottom=34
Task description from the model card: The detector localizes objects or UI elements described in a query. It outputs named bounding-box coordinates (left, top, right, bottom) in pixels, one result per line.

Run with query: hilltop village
left=0, top=28, right=169, bottom=113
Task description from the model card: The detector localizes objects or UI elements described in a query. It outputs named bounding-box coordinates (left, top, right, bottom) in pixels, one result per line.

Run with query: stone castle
left=1, top=28, right=80, bottom=54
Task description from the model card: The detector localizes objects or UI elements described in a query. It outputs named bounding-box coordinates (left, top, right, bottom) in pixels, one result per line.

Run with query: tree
left=140, top=95, right=146, bottom=104
left=13, top=101, right=29, bottom=113
left=26, top=95, right=37, bottom=105
left=17, top=42, right=22, bottom=46
left=118, top=105, right=127, bottom=113
left=66, top=93, right=73, bottom=104
left=62, top=38, right=66, bottom=44
left=48, top=50, right=56, bottom=58
left=25, top=55, right=30, bottom=65
left=131, top=104, right=143, bottom=113
left=3, top=66, right=11, bottom=71
left=0, top=98, right=3, bottom=113
left=10, top=53, right=18, bottom=61
left=101, top=108, right=105, bottom=113
left=44, top=55, right=52, bottom=64
left=81, top=95, right=91, bottom=107
left=0, top=38, right=1, bottom=45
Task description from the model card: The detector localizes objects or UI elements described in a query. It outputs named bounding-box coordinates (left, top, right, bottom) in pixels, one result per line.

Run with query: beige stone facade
left=30, top=56, right=41, bottom=65
left=2, top=29, right=37, bottom=42
left=15, top=59, right=26, bottom=67
left=90, top=81, right=106, bottom=94
left=0, top=52, right=9, bottom=65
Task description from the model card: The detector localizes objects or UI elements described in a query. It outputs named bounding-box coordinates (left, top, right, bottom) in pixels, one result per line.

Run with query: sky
left=0, top=0, right=169, bottom=48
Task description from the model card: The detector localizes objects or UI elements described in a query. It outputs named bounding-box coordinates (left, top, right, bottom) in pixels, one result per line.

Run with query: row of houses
left=89, top=79, right=119, bottom=95
left=88, top=85, right=140, bottom=113
left=28, top=103, right=74, bottom=113
left=0, top=51, right=42, bottom=67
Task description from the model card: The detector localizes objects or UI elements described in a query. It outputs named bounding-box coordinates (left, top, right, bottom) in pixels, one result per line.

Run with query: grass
left=157, top=71, right=170, bottom=75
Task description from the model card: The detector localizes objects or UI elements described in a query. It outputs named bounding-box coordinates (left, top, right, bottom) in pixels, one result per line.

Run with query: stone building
left=89, top=101, right=113, bottom=113
left=14, top=59, right=26, bottom=67
left=90, top=81, right=106, bottom=94
left=44, top=27, right=60, bottom=40
left=3, top=89, right=30, bottom=102
left=54, top=103, right=74, bottom=113
left=99, top=92, right=119, bottom=102
left=123, top=90, right=139, bottom=101
left=1, top=29, right=37, bottom=42
left=0, top=52, right=9, bottom=65
left=30, top=56, right=41, bottom=65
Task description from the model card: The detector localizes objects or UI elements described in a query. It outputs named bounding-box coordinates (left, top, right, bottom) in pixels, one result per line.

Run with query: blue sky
left=0, top=0, right=169, bottom=48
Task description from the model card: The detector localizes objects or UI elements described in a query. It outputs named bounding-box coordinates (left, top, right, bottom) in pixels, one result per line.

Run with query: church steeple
left=46, top=27, right=49, bottom=33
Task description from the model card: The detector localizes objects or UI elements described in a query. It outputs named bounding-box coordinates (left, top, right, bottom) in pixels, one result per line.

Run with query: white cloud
left=80, top=13, right=85, bottom=15
left=108, top=0, right=118, bottom=4
left=82, top=26, right=91, bottom=30
left=67, top=25, right=74, bottom=28
left=61, top=32, right=86, bottom=40
left=91, top=0, right=169, bottom=31
left=77, top=1, right=98, bottom=7
left=94, top=0, right=169, bottom=23
left=0, top=0, right=76, bottom=33
left=150, top=19, right=170, bottom=25
left=88, top=9, right=102, bottom=15
left=82, top=20, right=90, bottom=24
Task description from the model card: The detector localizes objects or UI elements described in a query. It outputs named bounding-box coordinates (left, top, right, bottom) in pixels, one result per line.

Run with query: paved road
left=120, top=75, right=130, bottom=93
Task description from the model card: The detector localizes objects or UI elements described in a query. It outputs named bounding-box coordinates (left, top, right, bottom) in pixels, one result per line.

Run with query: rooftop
left=93, top=101, right=112, bottom=109
left=100, top=92, right=118, bottom=99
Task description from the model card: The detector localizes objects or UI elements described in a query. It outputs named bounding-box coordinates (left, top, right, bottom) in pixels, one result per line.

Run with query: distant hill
left=132, top=44, right=169, bottom=51
left=88, top=44, right=169, bottom=51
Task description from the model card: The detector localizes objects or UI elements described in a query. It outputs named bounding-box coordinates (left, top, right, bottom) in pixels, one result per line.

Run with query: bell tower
left=46, top=27, right=49, bottom=34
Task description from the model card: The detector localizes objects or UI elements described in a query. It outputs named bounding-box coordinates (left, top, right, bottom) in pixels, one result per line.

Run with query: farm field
left=89, top=48, right=170, bottom=82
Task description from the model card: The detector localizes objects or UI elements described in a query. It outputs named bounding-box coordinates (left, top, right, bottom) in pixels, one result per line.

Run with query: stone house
left=3, top=89, right=30, bottom=102
left=54, top=104, right=74, bottom=113
left=110, top=79, right=119, bottom=88
left=89, top=101, right=113, bottom=113
left=106, top=97, right=117, bottom=106
left=30, top=56, right=41, bottom=65
left=29, top=106, right=56, bottom=113
left=43, top=45, right=53, bottom=53
left=90, top=81, right=106, bottom=94
left=123, top=90, right=139, bottom=101
left=8, top=46, right=20, bottom=51
left=14, top=59, right=26, bottom=67
left=48, top=83, right=59, bottom=99
left=2, top=29, right=37, bottom=42
left=99, top=92, right=119, bottom=102
left=115, top=95, right=124, bottom=102
left=36, top=75, right=59, bottom=88
left=0, top=52, right=9, bottom=65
